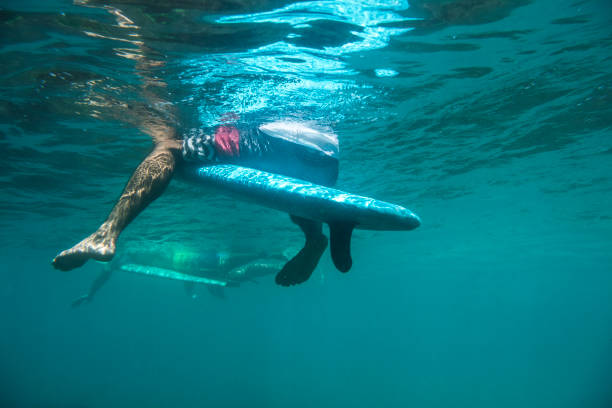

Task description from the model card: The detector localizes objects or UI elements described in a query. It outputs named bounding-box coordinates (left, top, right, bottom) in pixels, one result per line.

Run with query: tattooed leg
left=53, top=140, right=180, bottom=271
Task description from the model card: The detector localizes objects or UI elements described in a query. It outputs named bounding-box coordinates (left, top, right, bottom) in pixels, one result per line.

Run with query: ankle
left=306, top=234, right=328, bottom=249
left=98, top=221, right=119, bottom=237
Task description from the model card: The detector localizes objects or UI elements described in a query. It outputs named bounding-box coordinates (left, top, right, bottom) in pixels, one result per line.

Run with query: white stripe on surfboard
left=120, top=263, right=227, bottom=286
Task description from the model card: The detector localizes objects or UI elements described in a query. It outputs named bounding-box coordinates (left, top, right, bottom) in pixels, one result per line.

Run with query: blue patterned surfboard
left=195, top=165, right=421, bottom=231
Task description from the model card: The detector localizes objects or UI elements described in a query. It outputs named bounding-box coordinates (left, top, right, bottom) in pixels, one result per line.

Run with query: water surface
left=1, top=0, right=611, bottom=407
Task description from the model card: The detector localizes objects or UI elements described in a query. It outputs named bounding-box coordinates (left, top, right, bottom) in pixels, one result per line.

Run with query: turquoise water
left=1, top=0, right=612, bottom=406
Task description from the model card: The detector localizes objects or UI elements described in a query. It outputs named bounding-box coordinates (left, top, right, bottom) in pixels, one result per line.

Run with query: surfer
left=51, top=4, right=352, bottom=286
left=71, top=247, right=286, bottom=307
left=52, top=120, right=344, bottom=286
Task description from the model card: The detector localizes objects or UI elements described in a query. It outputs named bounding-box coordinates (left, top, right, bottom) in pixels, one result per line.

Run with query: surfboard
left=195, top=164, right=421, bottom=231
left=120, top=263, right=228, bottom=286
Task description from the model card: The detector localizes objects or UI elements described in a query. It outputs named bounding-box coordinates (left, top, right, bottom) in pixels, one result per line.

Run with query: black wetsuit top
left=180, top=123, right=339, bottom=187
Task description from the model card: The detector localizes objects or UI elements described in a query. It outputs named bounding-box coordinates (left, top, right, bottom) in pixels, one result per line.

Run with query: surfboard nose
left=196, top=164, right=421, bottom=232
left=405, top=212, right=421, bottom=230
left=371, top=201, right=421, bottom=231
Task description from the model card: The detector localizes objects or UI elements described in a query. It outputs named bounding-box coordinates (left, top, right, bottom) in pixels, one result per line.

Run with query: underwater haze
left=1, top=0, right=612, bottom=407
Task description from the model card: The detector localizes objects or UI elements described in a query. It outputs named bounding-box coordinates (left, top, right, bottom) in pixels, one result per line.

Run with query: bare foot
left=52, top=231, right=116, bottom=271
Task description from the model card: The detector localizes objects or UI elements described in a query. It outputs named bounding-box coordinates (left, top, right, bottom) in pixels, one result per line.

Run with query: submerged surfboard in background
left=194, top=164, right=421, bottom=231
left=120, top=263, right=228, bottom=286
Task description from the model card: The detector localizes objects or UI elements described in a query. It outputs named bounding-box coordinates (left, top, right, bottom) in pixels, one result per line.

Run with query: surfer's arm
left=71, top=266, right=113, bottom=307
left=218, top=252, right=268, bottom=273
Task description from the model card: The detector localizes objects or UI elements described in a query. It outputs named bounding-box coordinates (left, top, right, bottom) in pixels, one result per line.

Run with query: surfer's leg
left=52, top=4, right=182, bottom=272
left=219, top=253, right=265, bottom=273
left=71, top=267, right=113, bottom=308
left=183, top=281, right=196, bottom=298
left=275, top=215, right=328, bottom=286
left=328, top=222, right=355, bottom=273
left=207, top=285, right=227, bottom=299
left=53, top=138, right=181, bottom=271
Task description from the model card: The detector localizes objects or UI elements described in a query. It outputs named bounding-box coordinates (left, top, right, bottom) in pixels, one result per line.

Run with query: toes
left=275, top=261, right=303, bottom=286
left=275, top=270, right=308, bottom=287
left=275, top=270, right=290, bottom=286
left=52, top=234, right=116, bottom=272
left=52, top=251, right=88, bottom=271
left=275, top=259, right=303, bottom=287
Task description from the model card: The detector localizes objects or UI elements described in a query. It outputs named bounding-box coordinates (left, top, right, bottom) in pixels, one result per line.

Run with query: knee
left=157, top=138, right=182, bottom=152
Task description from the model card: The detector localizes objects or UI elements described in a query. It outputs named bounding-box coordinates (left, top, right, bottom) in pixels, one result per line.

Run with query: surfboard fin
left=328, top=222, right=355, bottom=273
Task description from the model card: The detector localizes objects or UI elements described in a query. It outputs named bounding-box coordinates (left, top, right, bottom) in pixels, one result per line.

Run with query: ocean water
left=1, top=0, right=611, bottom=406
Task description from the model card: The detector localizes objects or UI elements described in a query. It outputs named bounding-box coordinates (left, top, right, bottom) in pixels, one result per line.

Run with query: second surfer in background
left=71, top=246, right=289, bottom=307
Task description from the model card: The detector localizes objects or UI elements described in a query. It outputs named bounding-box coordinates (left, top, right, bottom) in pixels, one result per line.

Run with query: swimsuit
left=181, top=121, right=339, bottom=186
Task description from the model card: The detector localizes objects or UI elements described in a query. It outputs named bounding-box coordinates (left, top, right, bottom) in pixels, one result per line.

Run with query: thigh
left=243, top=136, right=339, bottom=186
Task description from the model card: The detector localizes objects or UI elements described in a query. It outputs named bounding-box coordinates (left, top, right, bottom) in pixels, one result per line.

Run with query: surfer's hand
left=71, top=294, right=90, bottom=308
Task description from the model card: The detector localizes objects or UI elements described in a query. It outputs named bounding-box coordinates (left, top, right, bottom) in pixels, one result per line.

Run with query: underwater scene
left=1, top=0, right=611, bottom=406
